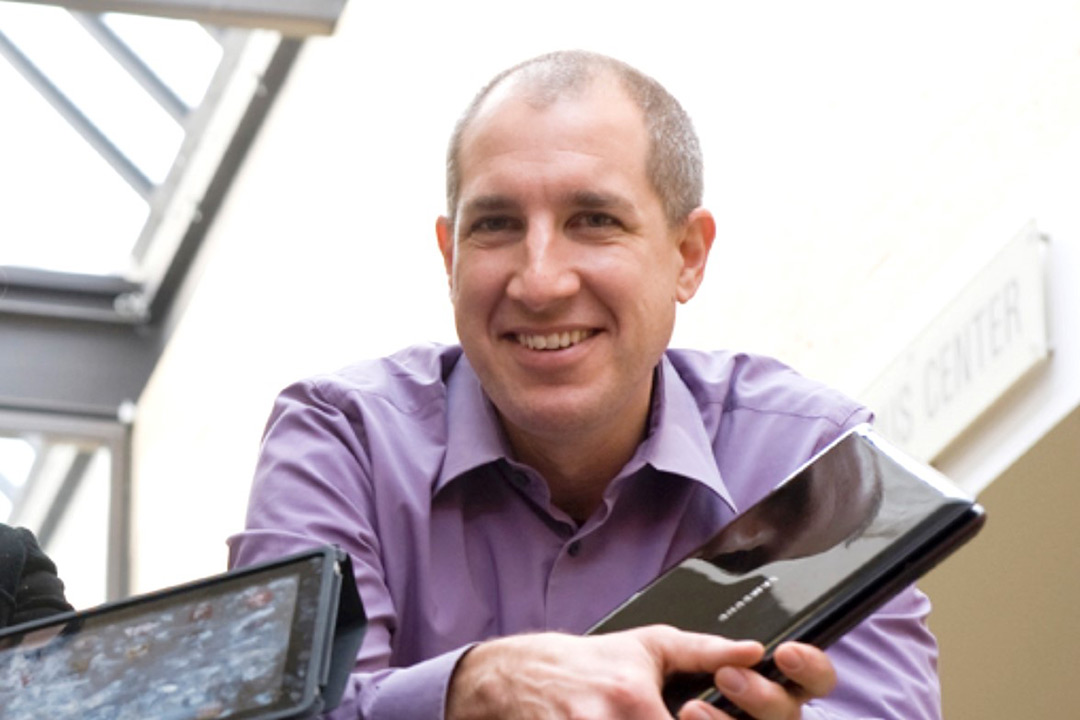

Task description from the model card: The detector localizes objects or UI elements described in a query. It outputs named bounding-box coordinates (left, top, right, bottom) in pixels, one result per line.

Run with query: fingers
left=773, top=642, right=837, bottom=700
left=634, top=625, right=765, bottom=677
left=449, top=629, right=764, bottom=720
left=678, top=642, right=836, bottom=720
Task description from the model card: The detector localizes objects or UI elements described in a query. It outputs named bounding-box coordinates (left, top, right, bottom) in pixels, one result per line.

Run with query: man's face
left=437, top=77, right=713, bottom=450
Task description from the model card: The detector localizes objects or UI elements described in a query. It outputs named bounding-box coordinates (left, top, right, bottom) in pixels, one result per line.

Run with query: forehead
left=455, top=76, right=651, bottom=199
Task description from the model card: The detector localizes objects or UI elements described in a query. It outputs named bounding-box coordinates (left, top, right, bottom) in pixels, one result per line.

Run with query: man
left=229, top=51, right=940, bottom=719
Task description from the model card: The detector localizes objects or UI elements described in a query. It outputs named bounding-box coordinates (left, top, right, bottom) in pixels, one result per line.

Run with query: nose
left=505, top=222, right=580, bottom=310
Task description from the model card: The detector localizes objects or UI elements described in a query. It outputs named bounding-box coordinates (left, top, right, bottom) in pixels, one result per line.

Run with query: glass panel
left=102, top=12, right=222, bottom=109
left=0, top=1, right=232, bottom=279
left=0, top=54, right=148, bottom=274
left=43, top=445, right=111, bottom=609
left=1, top=431, right=114, bottom=611
left=0, top=2, right=183, bottom=184
left=0, top=436, right=35, bottom=520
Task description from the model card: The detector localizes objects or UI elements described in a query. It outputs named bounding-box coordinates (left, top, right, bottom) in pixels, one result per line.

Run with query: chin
left=496, top=387, right=592, bottom=426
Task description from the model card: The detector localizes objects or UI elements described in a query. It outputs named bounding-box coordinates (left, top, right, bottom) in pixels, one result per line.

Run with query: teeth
left=516, top=329, right=594, bottom=350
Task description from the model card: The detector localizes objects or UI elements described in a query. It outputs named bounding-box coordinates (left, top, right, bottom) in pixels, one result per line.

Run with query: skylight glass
left=0, top=0, right=223, bottom=278
left=2, top=4, right=183, bottom=183
left=0, top=435, right=35, bottom=523
left=101, top=12, right=221, bottom=109
left=0, top=55, right=147, bottom=274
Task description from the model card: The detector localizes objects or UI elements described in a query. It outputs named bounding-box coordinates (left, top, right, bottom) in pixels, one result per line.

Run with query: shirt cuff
left=357, top=644, right=475, bottom=720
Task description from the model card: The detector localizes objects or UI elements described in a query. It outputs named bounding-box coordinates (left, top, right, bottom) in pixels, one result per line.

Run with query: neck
left=501, top=387, right=654, bottom=524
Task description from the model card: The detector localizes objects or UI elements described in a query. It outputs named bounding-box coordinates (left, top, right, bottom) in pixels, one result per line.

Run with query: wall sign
left=861, top=224, right=1049, bottom=461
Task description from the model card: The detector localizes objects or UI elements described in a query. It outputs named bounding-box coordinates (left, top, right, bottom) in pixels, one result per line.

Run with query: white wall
left=133, top=1, right=1080, bottom=592
left=931, top=132, right=1080, bottom=496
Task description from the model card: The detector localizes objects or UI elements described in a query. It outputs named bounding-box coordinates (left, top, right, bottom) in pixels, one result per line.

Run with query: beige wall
left=922, top=405, right=1080, bottom=719
left=133, top=2, right=1080, bottom=715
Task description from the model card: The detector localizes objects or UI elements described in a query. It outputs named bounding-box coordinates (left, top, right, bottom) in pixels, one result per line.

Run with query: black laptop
left=588, top=424, right=985, bottom=715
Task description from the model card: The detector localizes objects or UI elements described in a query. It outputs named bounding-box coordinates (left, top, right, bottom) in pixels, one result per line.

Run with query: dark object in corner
left=0, top=523, right=73, bottom=628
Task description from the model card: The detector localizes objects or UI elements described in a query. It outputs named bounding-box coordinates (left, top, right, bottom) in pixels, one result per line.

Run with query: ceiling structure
left=0, top=0, right=347, bottom=601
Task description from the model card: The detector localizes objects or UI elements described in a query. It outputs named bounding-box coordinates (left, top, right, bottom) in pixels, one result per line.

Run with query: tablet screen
left=0, top=553, right=327, bottom=720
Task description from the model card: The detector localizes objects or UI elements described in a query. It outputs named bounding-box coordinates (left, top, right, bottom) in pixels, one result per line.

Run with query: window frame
left=0, top=0, right=347, bottom=600
left=0, top=406, right=131, bottom=601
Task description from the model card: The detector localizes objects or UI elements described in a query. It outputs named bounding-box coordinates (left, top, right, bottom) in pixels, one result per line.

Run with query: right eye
left=470, top=216, right=521, bottom=234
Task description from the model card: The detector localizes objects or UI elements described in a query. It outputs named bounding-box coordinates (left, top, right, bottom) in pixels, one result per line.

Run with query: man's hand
left=446, top=626, right=835, bottom=719
left=677, top=642, right=838, bottom=720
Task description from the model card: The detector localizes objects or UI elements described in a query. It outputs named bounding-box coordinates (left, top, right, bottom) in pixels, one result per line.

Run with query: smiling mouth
left=515, top=329, right=596, bottom=350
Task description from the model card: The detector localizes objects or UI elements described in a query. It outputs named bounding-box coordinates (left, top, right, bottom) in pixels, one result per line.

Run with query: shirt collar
left=633, top=355, right=736, bottom=512
left=436, top=354, right=510, bottom=494
left=435, top=352, right=736, bottom=513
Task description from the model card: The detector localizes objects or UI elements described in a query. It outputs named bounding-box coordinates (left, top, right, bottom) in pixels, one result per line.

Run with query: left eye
left=576, top=213, right=617, bottom=228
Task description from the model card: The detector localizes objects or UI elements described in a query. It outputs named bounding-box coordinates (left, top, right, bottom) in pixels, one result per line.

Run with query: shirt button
left=567, top=540, right=582, bottom=557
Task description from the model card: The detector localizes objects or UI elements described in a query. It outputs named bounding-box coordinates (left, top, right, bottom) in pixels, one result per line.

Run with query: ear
left=674, top=208, right=715, bottom=303
left=436, top=216, right=455, bottom=288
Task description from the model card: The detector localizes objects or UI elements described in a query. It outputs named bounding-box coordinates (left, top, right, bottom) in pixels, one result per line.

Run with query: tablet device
left=587, top=424, right=985, bottom=716
left=0, top=545, right=366, bottom=720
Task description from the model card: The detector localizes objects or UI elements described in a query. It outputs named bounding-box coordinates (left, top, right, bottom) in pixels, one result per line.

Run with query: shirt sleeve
left=807, top=584, right=942, bottom=720
left=227, top=378, right=460, bottom=720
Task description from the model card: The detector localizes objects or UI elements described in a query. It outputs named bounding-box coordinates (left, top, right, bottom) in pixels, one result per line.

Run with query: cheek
left=451, top=255, right=507, bottom=316
left=590, top=255, right=679, bottom=331
left=585, top=245, right=674, bottom=293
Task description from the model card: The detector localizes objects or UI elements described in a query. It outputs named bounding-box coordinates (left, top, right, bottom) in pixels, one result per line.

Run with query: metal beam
left=0, top=314, right=163, bottom=419
left=0, top=32, right=302, bottom=413
left=0, top=29, right=153, bottom=200
left=8, top=0, right=347, bottom=36
left=70, top=11, right=190, bottom=123
left=0, top=0, right=317, bottom=606
left=128, top=28, right=254, bottom=265
left=146, top=36, right=303, bottom=322
left=0, top=266, right=147, bottom=324
left=106, top=421, right=132, bottom=600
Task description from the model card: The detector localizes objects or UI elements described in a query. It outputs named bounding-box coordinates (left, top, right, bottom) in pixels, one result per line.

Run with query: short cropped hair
left=445, top=50, right=703, bottom=229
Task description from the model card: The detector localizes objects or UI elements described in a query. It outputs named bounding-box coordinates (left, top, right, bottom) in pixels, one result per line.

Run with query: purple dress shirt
left=228, top=344, right=941, bottom=720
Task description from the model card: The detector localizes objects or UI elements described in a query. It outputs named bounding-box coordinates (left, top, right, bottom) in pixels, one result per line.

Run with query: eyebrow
left=458, top=190, right=637, bottom=219
left=564, top=190, right=635, bottom=215
left=460, top=195, right=521, bottom=218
